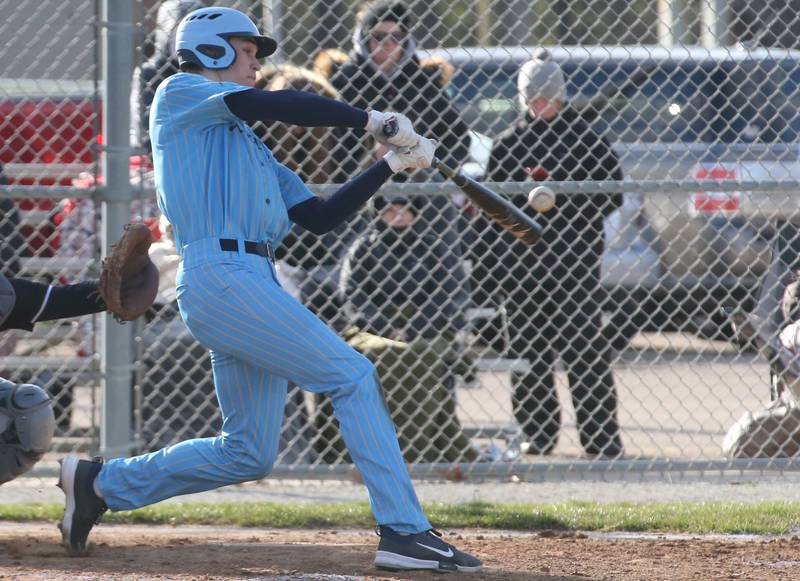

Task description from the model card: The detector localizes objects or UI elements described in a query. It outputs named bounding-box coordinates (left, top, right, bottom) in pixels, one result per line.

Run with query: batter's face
left=213, top=37, right=260, bottom=86
left=368, top=20, right=405, bottom=73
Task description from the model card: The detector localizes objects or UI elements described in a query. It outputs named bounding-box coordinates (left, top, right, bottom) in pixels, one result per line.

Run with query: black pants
left=507, top=267, right=622, bottom=456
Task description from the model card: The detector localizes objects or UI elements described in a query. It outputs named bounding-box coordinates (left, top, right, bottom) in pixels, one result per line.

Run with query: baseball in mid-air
left=528, top=185, right=556, bottom=213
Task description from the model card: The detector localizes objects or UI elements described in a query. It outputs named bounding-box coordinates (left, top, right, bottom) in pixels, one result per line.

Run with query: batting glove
left=365, top=110, right=419, bottom=148
left=383, top=136, right=437, bottom=173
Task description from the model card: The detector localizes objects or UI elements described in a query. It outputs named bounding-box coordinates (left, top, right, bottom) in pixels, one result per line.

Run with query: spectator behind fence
left=724, top=222, right=800, bottom=457
left=128, top=0, right=199, bottom=228
left=316, top=192, right=480, bottom=467
left=474, top=52, right=625, bottom=458
left=323, top=0, right=471, bottom=260
left=327, top=0, right=470, bottom=175
left=131, top=0, right=206, bottom=153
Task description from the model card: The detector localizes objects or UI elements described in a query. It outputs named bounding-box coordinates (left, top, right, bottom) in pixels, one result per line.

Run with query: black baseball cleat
left=57, top=456, right=107, bottom=556
left=374, top=526, right=483, bottom=572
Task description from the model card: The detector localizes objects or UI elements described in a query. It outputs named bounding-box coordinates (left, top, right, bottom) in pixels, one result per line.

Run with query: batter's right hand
left=383, top=136, right=437, bottom=173
left=366, top=110, right=419, bottom=148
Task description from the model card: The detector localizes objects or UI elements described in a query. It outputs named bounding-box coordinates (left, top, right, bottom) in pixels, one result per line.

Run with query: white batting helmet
left=175, top=7, right=277, bottom=70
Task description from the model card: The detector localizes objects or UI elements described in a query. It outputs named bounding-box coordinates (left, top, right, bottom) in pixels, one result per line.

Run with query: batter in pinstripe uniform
left=58, top=7, right=481, bottom=573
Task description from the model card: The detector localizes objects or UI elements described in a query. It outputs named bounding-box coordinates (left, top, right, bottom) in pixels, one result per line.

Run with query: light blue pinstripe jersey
left=149, top=73, right=315, bottom=250
left=97, top=72, right=432, bottom=535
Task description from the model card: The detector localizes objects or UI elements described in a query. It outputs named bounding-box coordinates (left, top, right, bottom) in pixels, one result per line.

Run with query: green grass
left=3, top=501, right=800, bottom=535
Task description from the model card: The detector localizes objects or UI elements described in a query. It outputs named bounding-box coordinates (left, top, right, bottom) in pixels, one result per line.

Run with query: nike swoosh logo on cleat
left=416, top=542, right=454, bottom=558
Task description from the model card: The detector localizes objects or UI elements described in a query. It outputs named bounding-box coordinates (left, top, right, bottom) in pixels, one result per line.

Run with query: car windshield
left=447, top=57, right=800, bottom=144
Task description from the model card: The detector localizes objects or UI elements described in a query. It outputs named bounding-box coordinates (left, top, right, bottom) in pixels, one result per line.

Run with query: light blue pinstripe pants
left=97, top=238, right=430, bottom=533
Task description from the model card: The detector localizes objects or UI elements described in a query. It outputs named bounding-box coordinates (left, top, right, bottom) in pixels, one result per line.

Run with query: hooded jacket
left=341, top=211, right=468, bottom=340
left=327, top=1, right=470, bottom=178
left=130, top=0, right=204, bottom=152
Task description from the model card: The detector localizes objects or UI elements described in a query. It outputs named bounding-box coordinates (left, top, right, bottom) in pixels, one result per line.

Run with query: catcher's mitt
left=100, top=223, right=159, bottom=322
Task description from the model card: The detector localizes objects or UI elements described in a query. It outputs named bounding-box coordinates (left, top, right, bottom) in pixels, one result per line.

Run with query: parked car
left=421, top=45, right=800, bottom=337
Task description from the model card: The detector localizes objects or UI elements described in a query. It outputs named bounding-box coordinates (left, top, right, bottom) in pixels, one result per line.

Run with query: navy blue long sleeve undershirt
left=224, top=88, right=393, bottom=234
left=224, top=88, right=368, bottom=129
left=288, top=160, right=393, bottom=234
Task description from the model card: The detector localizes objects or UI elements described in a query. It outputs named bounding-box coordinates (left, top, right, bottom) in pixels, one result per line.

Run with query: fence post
left=657, top=0, right=693, bottom=47
left=262, top=0, right=284, bottom=62
left=700, top=0, right=729, bottom=48
left=99, top=0, right=135, bottom=458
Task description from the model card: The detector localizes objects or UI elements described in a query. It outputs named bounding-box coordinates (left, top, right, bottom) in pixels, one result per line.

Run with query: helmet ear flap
left=178, top=44, right=229, bottom=71
left=177, top=49, right=202, bottom=71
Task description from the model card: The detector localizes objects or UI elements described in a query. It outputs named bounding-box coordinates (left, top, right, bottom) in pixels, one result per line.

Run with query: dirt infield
left=1, top=523, right=799, bottom=580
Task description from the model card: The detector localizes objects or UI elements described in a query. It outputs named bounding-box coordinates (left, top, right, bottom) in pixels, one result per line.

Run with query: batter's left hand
left=365, top=110, right=419, bottom=148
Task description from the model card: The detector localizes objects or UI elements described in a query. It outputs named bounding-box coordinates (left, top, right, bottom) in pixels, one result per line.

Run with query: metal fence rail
left=5, top=0, right=800, bottom=492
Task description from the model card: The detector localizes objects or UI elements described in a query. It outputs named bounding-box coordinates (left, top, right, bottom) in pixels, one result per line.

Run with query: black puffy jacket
left=329, top=53, right=470, bottom=180
left=341, top=220, right=468, bottom=340
left=473, top=108, right=623, bottom=297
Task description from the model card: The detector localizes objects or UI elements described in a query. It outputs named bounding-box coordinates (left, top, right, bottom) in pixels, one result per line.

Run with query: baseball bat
left=431, top=157, right=542, bottom=245
left=380, top=117, right=542, bottom=245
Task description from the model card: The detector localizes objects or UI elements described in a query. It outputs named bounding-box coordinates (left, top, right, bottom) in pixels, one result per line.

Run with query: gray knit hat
left=517, top=55, right=566, bottom=108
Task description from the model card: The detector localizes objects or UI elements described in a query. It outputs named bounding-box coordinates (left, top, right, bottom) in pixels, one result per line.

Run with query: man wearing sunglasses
left=325, top=0, right=473, bottom=346
left=328, top=0, right=471, bottom=179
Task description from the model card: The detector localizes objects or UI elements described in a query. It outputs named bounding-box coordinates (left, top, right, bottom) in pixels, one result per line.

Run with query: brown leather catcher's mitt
left=100, top=223, right=159, bottom=321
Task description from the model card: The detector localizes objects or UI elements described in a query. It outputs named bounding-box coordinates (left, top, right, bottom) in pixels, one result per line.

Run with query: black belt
left=219, top=238, right=275, bottom=263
